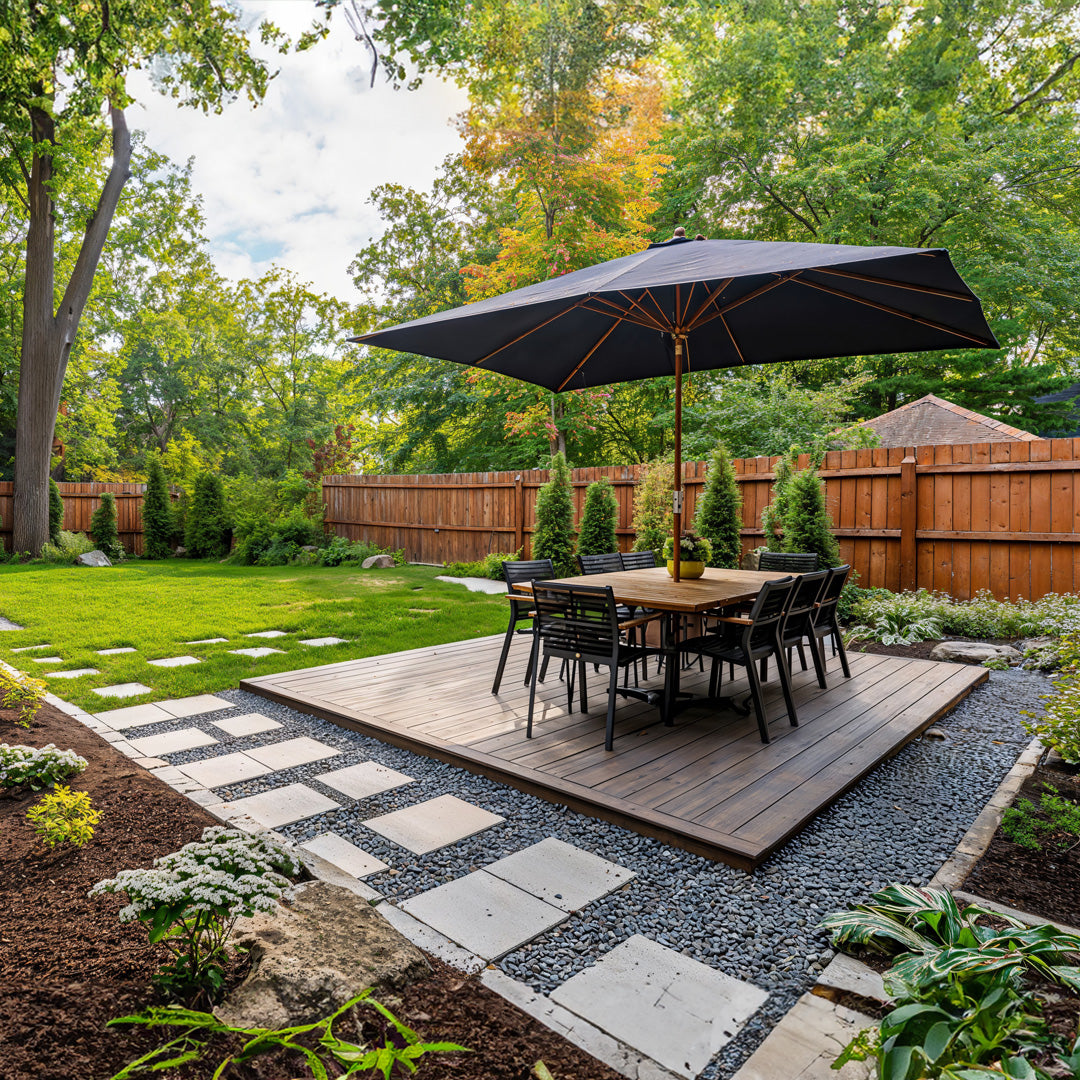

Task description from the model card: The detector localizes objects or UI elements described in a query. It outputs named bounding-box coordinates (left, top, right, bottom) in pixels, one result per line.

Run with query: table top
left=524, top=566, right=791, bottom=614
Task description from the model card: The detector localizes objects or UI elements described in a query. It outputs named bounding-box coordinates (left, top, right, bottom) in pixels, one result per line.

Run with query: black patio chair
left=620, top=550, right=657, bottom=570
left=578, top=551, right=648, bottom=684
left=774, top=569, right=829, bottom=689
left=679, top=575, right=799, bottom=742
left=491, top=558, right=555, bottom=694
left=809, top=564, right=852, bottom=679
left=526, top=582, right=660, bottom=751
left=758, top=551, right=819, bottom=573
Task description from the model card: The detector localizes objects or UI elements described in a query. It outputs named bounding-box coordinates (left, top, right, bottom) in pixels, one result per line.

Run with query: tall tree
left=0, top=0, right=313, bottom=553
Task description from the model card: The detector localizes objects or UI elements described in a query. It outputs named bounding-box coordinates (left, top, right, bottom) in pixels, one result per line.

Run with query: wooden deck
left=241, top=637, right=988, bottom=870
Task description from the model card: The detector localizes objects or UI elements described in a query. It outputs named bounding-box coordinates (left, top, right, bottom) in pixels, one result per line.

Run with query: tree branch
left=1001, top=51, right=1080, bottom=115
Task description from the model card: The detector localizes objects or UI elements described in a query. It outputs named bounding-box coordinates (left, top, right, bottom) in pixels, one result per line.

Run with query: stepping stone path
left=550, top=936, right=769, bottom=1080
left=162, top=695, right=233, bottom=718
left=246, top=630, right=288, bottom=638
left=97, top=647, right=136, bottom=655
left=45, top=668, right=99, bottom=679
left=221, top=782, right=339, bottom=829
left=93, top=682, right=153, bottom=699
left=364, top=794, right=504, bottom=854
left=148, top=655, right=201, bottom=668
left=31, top=656, right=63, bottom=664
left=129, top=727, right=219, bottom=757
left=0, top=617, right=25, bottom=631
left=95, top=696, right=233, bottom=730
left=301, top=833, right=388, bottom=879
left=244, top=737, right=341, bottom=771
left=300, top=637, right=346, bottom=647
left=229, top=647, right=284, bottom=658
left=315, top=761, right=414, bottom=800
left=177, top=751, right=273, bottom=788
left=211, top=713, right=282, bottom=737
left=11, top=644, right=52, bottom=652
left=186, top=637, right=228, bottom=644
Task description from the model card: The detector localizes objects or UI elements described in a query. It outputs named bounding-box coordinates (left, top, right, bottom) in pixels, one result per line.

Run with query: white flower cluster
left=90, top=827, right=301, bottom=923
left=0, top=743, right=88, bottom=789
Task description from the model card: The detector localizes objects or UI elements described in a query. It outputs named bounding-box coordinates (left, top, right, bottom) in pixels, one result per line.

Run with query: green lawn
left=0, top=561, right=507, bottom=711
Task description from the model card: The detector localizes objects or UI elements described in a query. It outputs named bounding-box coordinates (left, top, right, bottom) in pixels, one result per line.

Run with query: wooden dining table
left=523, top=565, right=792, bottom=722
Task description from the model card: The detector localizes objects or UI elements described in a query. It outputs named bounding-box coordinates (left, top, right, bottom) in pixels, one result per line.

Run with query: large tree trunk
left=12, top=105, right=132, bottom=555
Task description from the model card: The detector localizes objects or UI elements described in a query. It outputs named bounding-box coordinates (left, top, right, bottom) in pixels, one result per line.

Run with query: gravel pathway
left=125, top=667, right=1044, bottom=1079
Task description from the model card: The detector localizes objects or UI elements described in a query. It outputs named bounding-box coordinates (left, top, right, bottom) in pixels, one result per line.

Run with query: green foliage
left=1024, top=635, right=1080, bottom=763
left=142, top=456, right=174, bottom=561
left=27, top=785, right=99, bottom=849
left=848, top=609, right=944, bottom=647
left=38, top=530, right=97, bottom=565
left=0, top=668, right=47, bottom=726
left=0, top=743, right=88, bottom=791
left=48, top=479, right=63, bottom=544
left=318, top=536, right=387, bottom=568
left=444, top=550, right=521, bottom=580
left=761, top=452, right=795, bottom=552
left=1002, top=785, right=1080, bottom=852
left=90, top=493, right=122, bottom=559
left=532, top=453, right=576, bottom=576
left=694, top=443, right=742, bottom=569
left=107, top=987, right=469, bottom=1080
left=662, top=532, right=713, bottom=564
left=91, top=827, right=300, bottom=1003
left=631, top=459, right=673, bottom=558
left=184, top=473, right=229, bottom=559
left=576, top=479, right=619, bottom=558
left=781, top=466, right=840, bottom=568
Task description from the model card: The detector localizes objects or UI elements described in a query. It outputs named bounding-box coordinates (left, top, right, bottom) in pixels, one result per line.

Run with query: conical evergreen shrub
left=185, top=472, right=229, bottom=559
left=694, top=443, right=742, bottom=568
left=782, top=465, right=841, bottom=567
left=532, top=452, right=576, bottom=576
left=142, top=455, right=173, bottom=560
left=761, top=451, right=796, bottom=552
left=631, top=459, right=673, bottom=558
left=48, top=479, right=63, bottom=544
left=576, top=478, right=618, bottom=557
left=89, top=493, right=120, bottom=558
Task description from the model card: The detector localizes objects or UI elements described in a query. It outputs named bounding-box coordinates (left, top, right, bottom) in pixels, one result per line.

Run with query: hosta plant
left=27, top=785, right=100, bottom=848
left=847, top=609, right=944, bottom=647
left=0, top=743, right=88, bottom=791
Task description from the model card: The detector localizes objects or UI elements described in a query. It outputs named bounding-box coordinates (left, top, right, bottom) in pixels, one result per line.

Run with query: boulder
left=740, top=550, right=761, bottom=571
left=300, top=545, right=319, bottom=553
left=214, top=880, right=428, bottom=1030
left=1018, top=636, right=1056, bottom=654
left=76, top=550, right=112, bottom=567
left=174, top=546, right=187, bottom=557
left=929, top=641, right=1021, bottom=665
left=361, top=554, right=395, bottom=570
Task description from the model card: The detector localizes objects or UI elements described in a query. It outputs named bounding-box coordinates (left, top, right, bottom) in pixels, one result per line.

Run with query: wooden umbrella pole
left=673, top=335, right=684, bottom=582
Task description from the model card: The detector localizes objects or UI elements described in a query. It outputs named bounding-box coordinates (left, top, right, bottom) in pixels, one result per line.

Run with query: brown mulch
left=850, top=636, right=1022, bottom=662
left=0, top=703, right=624, bottom=1080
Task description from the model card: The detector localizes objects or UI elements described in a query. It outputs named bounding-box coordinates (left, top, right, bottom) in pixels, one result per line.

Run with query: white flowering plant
left=0, top=743, right=88, bottom=791
left=662, top=532, right=713, bottom=563
left=91, top=826, right=301, bottom=1002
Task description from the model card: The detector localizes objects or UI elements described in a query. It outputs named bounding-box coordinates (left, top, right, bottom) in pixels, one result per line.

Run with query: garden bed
left=0, top=701, right=623, bottom=1080
left=851, top=636, right=1021, bottom=663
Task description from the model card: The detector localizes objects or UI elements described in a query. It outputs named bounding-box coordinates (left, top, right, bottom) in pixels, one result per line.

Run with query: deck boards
left=241, top=635, right=987, bottom=869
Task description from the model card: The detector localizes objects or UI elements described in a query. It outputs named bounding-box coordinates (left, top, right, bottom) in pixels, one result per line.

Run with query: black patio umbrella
left=353, top=235, right=998, bottom=579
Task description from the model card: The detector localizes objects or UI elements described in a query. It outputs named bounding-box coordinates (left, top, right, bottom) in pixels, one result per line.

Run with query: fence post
left=899, top=449, right=917, bottom=592
left=514, top=474, right=524, bottom=556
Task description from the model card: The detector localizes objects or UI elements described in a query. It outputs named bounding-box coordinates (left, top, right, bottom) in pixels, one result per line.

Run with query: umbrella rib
left=473, top=303, right=584, bottom=367
left=687, top=273, right=799, bottom=333
left=591, top=293, right=669, bottom=332
left=811, top=266, right=974, bottom=302
left=684, top=278, right=734, bottom=332
left=793, top=278, right=994, bottom=347
left=679, top=281, right=696, bottom=327
left=556, top=319, right=624, bottom=391
left=720, top=314, right=745, bottom=363
left=641, top=287, right=673, bottom=328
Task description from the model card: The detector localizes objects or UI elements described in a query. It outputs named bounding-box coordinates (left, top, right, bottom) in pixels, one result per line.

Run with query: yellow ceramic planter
left=666, top=559, right=705, bottom=579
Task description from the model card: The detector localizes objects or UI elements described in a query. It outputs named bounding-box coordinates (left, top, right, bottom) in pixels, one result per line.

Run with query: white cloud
left=128, top=0, right=468, bottom=303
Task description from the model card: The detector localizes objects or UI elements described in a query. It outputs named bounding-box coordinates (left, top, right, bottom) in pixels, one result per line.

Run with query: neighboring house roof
left=1034, top=383, right=1080, bottom=438
left=858, top=393, right=1039, bottom=448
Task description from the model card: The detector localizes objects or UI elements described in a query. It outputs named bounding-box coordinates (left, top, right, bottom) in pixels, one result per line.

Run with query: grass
left=0, top=561, right=508, bottom=711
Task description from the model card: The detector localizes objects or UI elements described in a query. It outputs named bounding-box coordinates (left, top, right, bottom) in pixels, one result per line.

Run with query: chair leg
left=831, top=618, right=851, bottom=678
left=492, top=616, right=518, bottom=694
left=605, top=665, right=619, bottom=751
left=526, top=636, right=541, bottom=738
left=566, top=661, right=576, bottom=714
left=796, top=641, right=807, bottom=671
left=760, top=656, right=769, bottom=682
left=708, top=656, right=722, bottom=697
left=579, top=660, right=588, bottom=713
left=745, top=653, right=770, bottom=743
left=806, top=631, right=828, bottom=690
left=774, top=641, right=799, bottom=727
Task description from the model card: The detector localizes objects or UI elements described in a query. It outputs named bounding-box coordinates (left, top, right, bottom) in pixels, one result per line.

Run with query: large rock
left=215, top=880, right=428, bottom=1030
left=740, top=550, right=761, bottom=571
left=361, top=554, right=395, bottom=569
left=929, top=641, right=1021, bottom=664
left=76, top=550, right=112, bottom=567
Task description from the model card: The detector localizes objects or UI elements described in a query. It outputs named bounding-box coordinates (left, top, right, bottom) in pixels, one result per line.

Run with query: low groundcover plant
left=0, top=742, right=88, bottom=791
left=91, top=826, right=301, bottom=1003
left=27, top=785, right=100, bottom=848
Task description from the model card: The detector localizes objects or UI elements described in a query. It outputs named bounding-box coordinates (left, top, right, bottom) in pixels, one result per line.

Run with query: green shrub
left=89, top=492, right=122, bottom=558
left=781, top=465, right=840, bottom=567
left=27, top=785, right=99, bottom=848
left=631, top=458, right=673, bottom=558
left=576, top=479, right=618, bottom=557
left=185, top=473, right=229, bottom=558
left=48, top=478, right=64, bottom=544
left=761, top=451, right=795, bottom=551
left=694, top=442, right=742, bottom=568
left=0, top=669, right=47, bottom=726
left=318, top=535, right=386, bottom=567
left=1002, top=784, right=1080, bottom=850
left=444, top=550, right=521, bottom=579
left=532, top=452, right=576, bottom=576
left=142, top=455, right=174, bottom=560
left=0, top=743, right=88, bottom=790
left=1024, top=635, right=1080, bottom=762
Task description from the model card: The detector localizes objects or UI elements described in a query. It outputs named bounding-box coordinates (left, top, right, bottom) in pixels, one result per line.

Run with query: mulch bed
left=850, top=636, right=1022, bottom=662
left=0, top=702, right=624, bottom=1080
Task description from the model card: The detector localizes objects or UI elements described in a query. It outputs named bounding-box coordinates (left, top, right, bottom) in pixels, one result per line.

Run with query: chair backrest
left=781, top=569, right=829, bottom=639
left=531, top=582, right=620, bottom=663
left=759, top=551, right=819, bottom=573
left=813, top=565, right=851, bottom=626
left=504, top=558, right=556, bottom=591
left=743, top=575, right=796, bottom=651
left=621, top=550, right=657, bottom=570
left=578, top=552, right=624, bottom=576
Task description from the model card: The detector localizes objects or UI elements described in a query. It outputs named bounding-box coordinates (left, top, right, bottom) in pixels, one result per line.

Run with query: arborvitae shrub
left=576, top=479, right=618, bottom=557
left=185, top=473, right=229, bottom=559
left=142, top=455, right=173, bottom=560
left=782, top=465, right=841, bottom=567
left=532, top=452, right=576, bottom=576
left=694, top=443, right=743, bottom=568
left=89, top=493, right=120, bottom=558
left=761, top=451, right=796, bottom=551
left=631, top=459, right=673, bottom=558
left=48, top=479, right=64, bottom=544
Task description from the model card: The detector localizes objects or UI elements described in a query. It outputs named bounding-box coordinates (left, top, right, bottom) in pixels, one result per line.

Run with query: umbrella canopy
left=354, top=236, right=998, bottom=578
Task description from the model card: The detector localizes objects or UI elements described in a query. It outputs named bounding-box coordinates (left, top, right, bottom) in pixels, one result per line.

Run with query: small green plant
left=142, top=454, right=174, bottom=560
left=0, top=743, right=88, bottom=790
left=694, top=441, right=743, bottom=568
left=91, top=827, right=301, bottom=1003
left=532, top=452, right=576, bottom=576
left=48, top=478, right=64, bottom=544
left=185, top=472, right=229, bottom=559
left=848, top=608, right=944, bottom=647
left=0, top=669, right=47, bottom=727
left=90, top=492, right=122, bottom=558
left=1024, top=635, right=1080, bottom=763
left=38, top=529, right=97, bottom=565
left=781, top=464, right=840, bottom=567
left=107, top=988, right=469, bottom=1080
left=662, top=531, right=713, bottom=564
left=444, top=550, right=521, bottom=580
left=631, top=458, right=674, bottom=558
left=982, top=657, right=1011, bottom=670
left=27, top=785, right=99, bottom=848
left=576, top=478, right=619, bottom=558
left=1001, top=784, right=1080, bottom=851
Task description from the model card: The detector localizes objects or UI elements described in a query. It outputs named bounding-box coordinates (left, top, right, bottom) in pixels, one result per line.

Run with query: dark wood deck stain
left=240, top=637, right=987, bottom=870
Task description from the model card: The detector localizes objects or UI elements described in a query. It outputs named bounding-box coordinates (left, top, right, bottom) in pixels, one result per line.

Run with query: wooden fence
left=323, top=437, right=1080, bottom=602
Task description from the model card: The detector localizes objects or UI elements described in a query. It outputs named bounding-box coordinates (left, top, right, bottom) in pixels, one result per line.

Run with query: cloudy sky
left=129, top=1, right=467, bottom=303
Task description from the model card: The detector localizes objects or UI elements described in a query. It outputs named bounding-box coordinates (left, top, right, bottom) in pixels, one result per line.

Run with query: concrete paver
left=147, top=655, right=201, bottom=668
left=92, top=682, right=154, bottom=699
left=246, top=630, right=288, bottom=638
left=300, top=637, right=347, bottom=646
left=211, top=713, right=282, bottom=737
left=315, top=761, right=414, bottom=800
left=176, top=751, right=273, bottom=788
left=229, top=647, right=284, bottom=658
left=94, top=702, right=174, bottom=729
left=300, top=832, right=389, bottom=878
left=245, top=737, right=341, bottom=771
left=186, top=637, right=228, bottom=644
left=11, top=643, right=52, bottom=652
left=220, top=782, right=339, bottom=828
left=45, top=668, right=99, bottom=679
left=129, top=727, right=219, bottom=757
left=97, top=647, right=137, bottom=655
left=364, top=794, right=503, bottom=854
left=158, top=695, right=234, bottom=718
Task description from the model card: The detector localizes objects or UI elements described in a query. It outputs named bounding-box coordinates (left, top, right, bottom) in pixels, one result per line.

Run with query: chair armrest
left=619, top=612, right=663, bottom=632
left=712, top=615, right=752, bottom=626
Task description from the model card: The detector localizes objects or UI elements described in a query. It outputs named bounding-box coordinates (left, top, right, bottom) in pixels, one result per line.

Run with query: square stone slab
left=300, top=637, right=347, bottom=647
left=246, top=630, right=288, bottom=638
left=97, top=647, right=137, bottom=655
left=147, top=655, right=201, bottom=668
left=484, top=838, right=635, bottom=912
left=221, top=782, right=339, bottom=828
left=211, top=713, right=282, bottom=737
left=364, top=794, right=504, bottom=854
left=31, top=656, right=63, bottom=664
left=177, top=752, right=273, bottom=788
left=45, top=668, right=99, bottom=679
left=245, top=737, right=341, bottom=771
left=229, top=647, right=284, bottom=658
left=93, top=682, right=154, bottom=699
left=94, top=702, right=175, bottom=729
left=400, top=872, right=567, bottom=960
left=12, top=644, right=52, bottom=652
left=0, top=617, right=25, bottom=630
left=301, top=832, right=388, bottom=878
left=315, top=761, right=414, bottom=801
left=551, top=936, right=769, bottom=1079
left=158, top=695, right=234, bottom=718
left=186, top=637, right=228, bottom=644
left=129, top=727, right=219, bottom=757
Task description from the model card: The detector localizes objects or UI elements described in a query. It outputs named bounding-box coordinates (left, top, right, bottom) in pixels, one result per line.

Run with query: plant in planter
left=662, top=532, right=713, bottom=578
